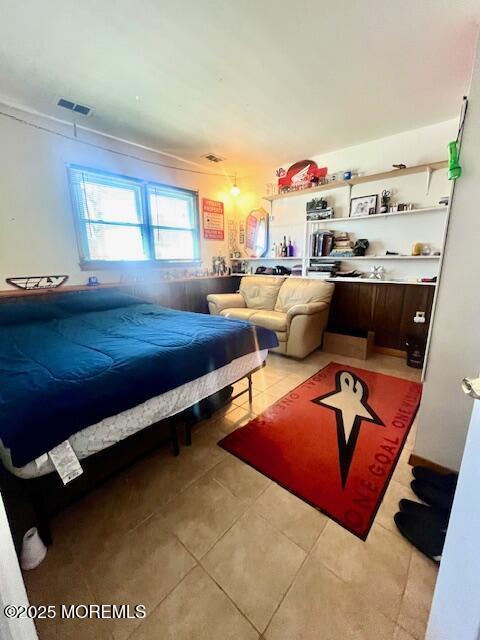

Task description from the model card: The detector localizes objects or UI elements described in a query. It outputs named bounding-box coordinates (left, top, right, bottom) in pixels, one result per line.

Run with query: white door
left=0, top=493, right=38, bottom=640
left=426, top=378, right=480, bottom=640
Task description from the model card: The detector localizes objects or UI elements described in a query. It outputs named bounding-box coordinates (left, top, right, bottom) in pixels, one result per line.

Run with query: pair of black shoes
left=394, top=466, right=457, bottom=563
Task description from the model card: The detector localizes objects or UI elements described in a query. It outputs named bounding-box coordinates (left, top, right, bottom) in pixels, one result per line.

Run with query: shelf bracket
left=425, top=167, right=433, bottom=195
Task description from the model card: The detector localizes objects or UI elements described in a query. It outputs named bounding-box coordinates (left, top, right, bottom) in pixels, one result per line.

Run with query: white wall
left=415, top=42, right=480, bottom=471
left=0, top=106, right=234, bottom=287
left=0, top=494, right=38, bottom=640
left=237, top=120, right=457, bottom=280
left=426, top=398, right=480, bottom=640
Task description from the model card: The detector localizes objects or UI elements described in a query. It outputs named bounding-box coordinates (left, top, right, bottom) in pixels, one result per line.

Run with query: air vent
left=202, top=153, right=225, bottom=163
left=56, top=97, right=94, bottom=117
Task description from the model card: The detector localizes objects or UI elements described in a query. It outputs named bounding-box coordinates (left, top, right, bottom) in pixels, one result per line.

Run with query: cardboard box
left=323, top=330, right=375, bottom=359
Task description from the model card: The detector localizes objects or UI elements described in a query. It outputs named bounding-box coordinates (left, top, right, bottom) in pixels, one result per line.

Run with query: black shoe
left=394, top=511, right=446, bottom=562
left=399, top=499, right=449, bottom=529
left=411, top=479, right=455, bottom=510
left=412, top=466, right=457, bottom=492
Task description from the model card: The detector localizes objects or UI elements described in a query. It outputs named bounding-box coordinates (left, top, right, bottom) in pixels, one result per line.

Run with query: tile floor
left=24, top=350, right=438, bottom=640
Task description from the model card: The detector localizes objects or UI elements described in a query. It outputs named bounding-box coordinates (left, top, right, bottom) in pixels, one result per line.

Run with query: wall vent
left=201, top=153, right=225, bottom=163
left=57, top=97, right=94, bottom=116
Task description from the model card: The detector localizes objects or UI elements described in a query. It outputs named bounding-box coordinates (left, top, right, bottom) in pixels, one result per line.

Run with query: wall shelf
left=242, top=256, right=301, bottom=261
left=262, top=158, right=449, bottom=283
left=308, top=255, right=440, bottom=260
left=262, top=160, right=447, bottom=202
left=231, top=273, right=436, bottom=286
left=325, top=276, right=436, bottom=286
left=306, top=205, right=446, bottom=223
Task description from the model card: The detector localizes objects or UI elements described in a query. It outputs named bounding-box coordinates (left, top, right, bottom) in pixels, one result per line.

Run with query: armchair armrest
left=207, top=293, right=246, bottom=315
left=286, top=301, right=329, bottom=324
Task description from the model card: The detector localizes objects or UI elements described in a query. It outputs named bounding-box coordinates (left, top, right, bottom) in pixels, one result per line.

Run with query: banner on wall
left=202, top=198, right=224, bottom=240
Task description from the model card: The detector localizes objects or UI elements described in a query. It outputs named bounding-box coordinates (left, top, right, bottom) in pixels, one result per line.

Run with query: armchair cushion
left=275, top=278, right=335, bottom=313
left=220, top=308, right=258, bottom=321
left=249, top=310, right=287, bottom=332
left=286, top=301, right=329, bottom=322
left=207, top=292, right=245, bottom=315
left=240, top=276, right=286, bottom=310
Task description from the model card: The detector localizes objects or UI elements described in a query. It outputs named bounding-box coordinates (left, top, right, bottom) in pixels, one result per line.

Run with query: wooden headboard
left=0, top=283, right=131, bottom=304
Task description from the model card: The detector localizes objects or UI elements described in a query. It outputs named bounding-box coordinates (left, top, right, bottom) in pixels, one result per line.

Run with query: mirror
left=244, top=207, right=269, bottom=258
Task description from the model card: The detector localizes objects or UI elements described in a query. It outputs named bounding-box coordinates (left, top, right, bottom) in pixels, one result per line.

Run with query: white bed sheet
left=1, top=349, right=268, bottom=479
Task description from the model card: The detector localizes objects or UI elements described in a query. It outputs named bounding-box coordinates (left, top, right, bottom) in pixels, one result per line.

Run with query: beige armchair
left=207, top=276, right=335, bottom=359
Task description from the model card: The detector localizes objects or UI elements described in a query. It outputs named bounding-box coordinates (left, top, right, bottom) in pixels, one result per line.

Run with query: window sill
left=80, top=259, right=202, bottom=271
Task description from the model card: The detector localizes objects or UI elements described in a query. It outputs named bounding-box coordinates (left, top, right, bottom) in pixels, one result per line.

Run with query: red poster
left=202, top=198, right=224, bottom=240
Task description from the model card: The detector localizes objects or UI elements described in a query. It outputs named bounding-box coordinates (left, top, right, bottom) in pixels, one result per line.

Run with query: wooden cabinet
left=327, top=281, right=435, bottom=351
left=133, top=276, right=237, bottom=314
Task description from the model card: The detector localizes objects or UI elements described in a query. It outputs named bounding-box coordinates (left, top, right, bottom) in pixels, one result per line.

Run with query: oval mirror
left=244, top=208, right=269, bottom=258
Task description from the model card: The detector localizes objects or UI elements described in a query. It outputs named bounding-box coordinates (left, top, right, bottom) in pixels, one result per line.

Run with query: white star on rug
left=313, top=370, right=385, bottom=488
left=319, top=372, right=375, bottom=440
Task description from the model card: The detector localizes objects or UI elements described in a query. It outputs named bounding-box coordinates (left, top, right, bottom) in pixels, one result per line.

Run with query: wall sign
left=6, top=275, right=69, bottom=290
left=239, top=221, right=245, bottom=245
left=202, top=198, right=224, bottom=240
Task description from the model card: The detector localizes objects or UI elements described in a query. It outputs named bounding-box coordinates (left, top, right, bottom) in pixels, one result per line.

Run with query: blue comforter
left=0, top=292, right=278, bottom=467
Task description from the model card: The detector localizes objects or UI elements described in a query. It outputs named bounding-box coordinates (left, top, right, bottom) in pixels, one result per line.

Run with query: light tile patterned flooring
left=24, top=350, right=438, bottom=640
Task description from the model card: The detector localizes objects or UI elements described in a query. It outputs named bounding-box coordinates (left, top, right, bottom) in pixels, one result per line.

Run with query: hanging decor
left=202, top=198, right=224, bottom=240
left=277, top=160, right=328, bottom=193
left=245, top=208, right=269, bottom=258
left=6, top=275, right=69, bottom=290
left=239, top=220, right=245, bottom=246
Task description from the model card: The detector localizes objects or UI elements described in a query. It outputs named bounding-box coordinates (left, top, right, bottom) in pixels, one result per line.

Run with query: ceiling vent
left=56, top=97, right=94, bottom=117
left=202, top=153, right=225, bottom=163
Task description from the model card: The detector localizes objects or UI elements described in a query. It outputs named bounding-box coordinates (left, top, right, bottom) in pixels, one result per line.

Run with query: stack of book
left=310, top=230, right=334, bottom=257
left=329, top=232, right=354, bottom=257
left=306, top=207, right=334, bottom=221
left=307, top=259, right=340, bottom=279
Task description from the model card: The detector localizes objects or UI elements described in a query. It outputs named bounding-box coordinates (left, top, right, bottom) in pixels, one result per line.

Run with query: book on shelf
left=307, top=271, right=335, bottom=279
left=309, top=264, right=339, bottom=272
left=310, top=230, right=334, bottom=257
left=307, top=259, right=340, bottom=278
left=329, top=249, right=355, bottom=257
left=306, top=207, right=334, bottom=221
left=328, top=231, right=354, bottom=257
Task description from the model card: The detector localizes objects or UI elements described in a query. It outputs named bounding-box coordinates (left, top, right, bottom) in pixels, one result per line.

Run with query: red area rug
left=219, top=363, right=422, bottom=539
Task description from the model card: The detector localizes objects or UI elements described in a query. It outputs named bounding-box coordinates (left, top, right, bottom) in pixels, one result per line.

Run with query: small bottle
left=278, top=241, right=283, bottom=257
left=271, top=243, right=276, bottom=257
left=287, top=237, right=293, bottom=257
left=282, top=236, right=288, bottom=257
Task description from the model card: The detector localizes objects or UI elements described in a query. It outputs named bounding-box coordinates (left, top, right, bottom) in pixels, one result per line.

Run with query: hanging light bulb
left=231, top=173, right=240, bottom=197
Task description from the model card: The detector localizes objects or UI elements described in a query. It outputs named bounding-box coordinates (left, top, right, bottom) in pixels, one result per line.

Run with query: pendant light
left=230, top=173, right=240, bottom=197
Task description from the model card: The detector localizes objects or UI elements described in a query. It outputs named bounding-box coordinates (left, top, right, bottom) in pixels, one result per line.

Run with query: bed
left=0, top=289, right=278, bottom=547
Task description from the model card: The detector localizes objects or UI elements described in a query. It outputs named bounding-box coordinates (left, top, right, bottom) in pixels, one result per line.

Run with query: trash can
left=406, top=335, right=427, bottom=369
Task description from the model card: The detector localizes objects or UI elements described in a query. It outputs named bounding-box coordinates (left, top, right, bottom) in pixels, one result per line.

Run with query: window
left=148, top=185, right=198, bottom=261
left=69, top=166, right=200, bottom=266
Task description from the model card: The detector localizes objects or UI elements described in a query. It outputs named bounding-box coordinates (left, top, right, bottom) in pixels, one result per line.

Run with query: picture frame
left=350, top=194, right=378, bottom=218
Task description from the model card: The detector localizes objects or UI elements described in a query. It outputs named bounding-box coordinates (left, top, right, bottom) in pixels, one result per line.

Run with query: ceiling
left=0, top=0, right=478, bottom=175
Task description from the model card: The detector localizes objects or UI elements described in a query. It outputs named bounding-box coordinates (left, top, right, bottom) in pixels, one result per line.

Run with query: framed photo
left=350, top=194, right=378, bottom=218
